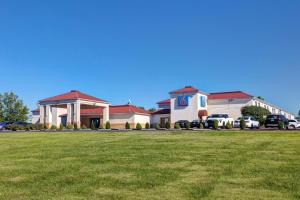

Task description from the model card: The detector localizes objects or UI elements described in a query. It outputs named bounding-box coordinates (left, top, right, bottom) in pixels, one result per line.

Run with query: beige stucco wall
left=151, top=114, right=171, bottom=125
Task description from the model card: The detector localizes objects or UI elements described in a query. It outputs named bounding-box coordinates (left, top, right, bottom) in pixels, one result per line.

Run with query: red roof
left=208, top=91, right=253, bottom=99
left=110, top=104, right=150, bottom=115
left=169, top=86, right=206, bottom=94
left=157, top=99, right=170, bottom=104
left=39, top=90, right=107, bottom=103
left=33, top=104, right=150, bottom=116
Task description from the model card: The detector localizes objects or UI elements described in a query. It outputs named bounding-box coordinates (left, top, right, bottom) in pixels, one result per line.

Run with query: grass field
left=0, top=131, right=300, bottom=200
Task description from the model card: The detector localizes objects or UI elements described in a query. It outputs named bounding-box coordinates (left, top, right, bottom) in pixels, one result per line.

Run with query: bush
left=212, top=120, right=219, bottom=130
left=225, top=121, right=232, bottom=129
left=44, top=123, right=49, bottom=130
left=81, top=125, right=87, bottom=129
left=278, top=121, right=285, bottom=130
left=174, top=123, right=180, bottom=129
left=199, top=123, right=204, bottom=129
left=99, top=124, right=103, bottom=129
left=37, top=124, right=44, bottom=130
left=6, top=124, right=25, bottom=131
left=74, top=123, right=78, bottom=130
left=50, top=125, right=57, bottom=130
left=240, top=118, right=246, bottom=130
left=59, top=123, right=64, bottom=130
left=136, top=123, right=142, bottom=130
left=155, top=124, right=160, bottom=129
left=241, top=106, right=271, bottom=125
left=184, top=121, right=190, bottom=129
left=66, top=123, right=74, bottom=130
left=165, top=121, right=171, bottom=129
left=145, top=122, right=150, bottom=129
left=125, top=122, right=131, bottom=129
left=105, top=121, right=111, bottom=129
left=90, top=122, right=96, bottom=130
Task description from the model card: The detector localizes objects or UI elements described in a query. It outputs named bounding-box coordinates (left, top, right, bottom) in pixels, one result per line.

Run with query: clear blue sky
left=0, top=0, right=299, bottom=114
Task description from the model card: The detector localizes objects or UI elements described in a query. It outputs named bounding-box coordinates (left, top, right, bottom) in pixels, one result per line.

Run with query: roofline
left=253, top=97, right=294, bottom=116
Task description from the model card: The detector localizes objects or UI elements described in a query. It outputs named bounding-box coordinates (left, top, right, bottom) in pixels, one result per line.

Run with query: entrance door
left=90, top=118, right=100, bottom=129
left=61, top=116, right=67, bottom=127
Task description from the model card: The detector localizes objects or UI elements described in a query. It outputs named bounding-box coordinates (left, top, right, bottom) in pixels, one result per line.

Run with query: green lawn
left=0, top=131, right=300, bottom=200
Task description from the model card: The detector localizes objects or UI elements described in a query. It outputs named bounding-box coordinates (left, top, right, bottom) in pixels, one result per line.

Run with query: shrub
left=222, top=121, right=226, bottom=128
left=278, top=121, right=285, bottom=130
left=66, top=123, right=74, bottom=130
left=74, top=123, right=78, bottom=130
left=212, top=120, right=219, bottom=130
left=155, top=124, right=160, bottom=129
left=125, top=122, right=131, bottom=129
left=44, top=123, right=49, bottom=130
left=99, top=124, right=103, bottom=129
left=240, top=118, right=246, bottom=130
left=241, top=106, right=271, bottom=125
left=105, top=121, right=111, bottom=129
left=145, top=122, right=150, bottom=129
left=59, top=123, right=64, bottom=130
left=225, top=121, right=232, bottom=129
left=136, top=123, right=142, bottom=130
left=81, top=125, right=87, bottom=129
left=165, top=121, right=171, bottom=129
left=199, top=123, right=204, bottom=129
left=184, top=121, right=190, bottom=129
left=91, top=122, right=96, bottom=130
left=37, top=124, right=44, bottom=130
left=50, top=125, right=57, bottom=130
left=174, top=123, right=180, bottom=129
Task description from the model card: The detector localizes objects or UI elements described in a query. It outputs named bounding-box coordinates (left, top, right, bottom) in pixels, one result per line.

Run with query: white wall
left=170, top=92, right=207, bottom=124
left=134, top=114, right=150, bottom=124
left=110, top=113, right=135, bottom=124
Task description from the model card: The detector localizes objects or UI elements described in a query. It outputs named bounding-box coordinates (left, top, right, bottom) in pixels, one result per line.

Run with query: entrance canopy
left=38, top=90, right=110, bottom=127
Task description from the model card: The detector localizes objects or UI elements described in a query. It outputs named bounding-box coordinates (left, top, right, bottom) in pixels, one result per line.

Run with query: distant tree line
left=0, top=92, right=29, bottom=122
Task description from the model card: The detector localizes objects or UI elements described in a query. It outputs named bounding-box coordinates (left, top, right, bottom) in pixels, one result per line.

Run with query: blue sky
left=0, top=0, right=299, bottom=114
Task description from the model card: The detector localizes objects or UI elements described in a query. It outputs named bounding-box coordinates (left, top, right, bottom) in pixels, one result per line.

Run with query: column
left=39, top=105, right=45, bottom=124
left=74, top=101, right=81, bottom=128
left=45, top=105, right=52, bottom=127
left=102, top=106, right=109, bottom=125
left=67, top=103, right=72, bottom=125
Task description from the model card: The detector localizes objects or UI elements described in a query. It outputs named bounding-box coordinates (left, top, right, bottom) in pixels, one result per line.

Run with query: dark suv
left=265, top=114, right=289, bottom=129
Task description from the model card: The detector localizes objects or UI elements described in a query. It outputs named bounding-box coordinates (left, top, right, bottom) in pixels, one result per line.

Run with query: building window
left=200, top=96, right=206, bottom=107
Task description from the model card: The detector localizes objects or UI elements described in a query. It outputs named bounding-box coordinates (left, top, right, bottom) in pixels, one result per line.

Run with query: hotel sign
left=177, top=96, right=189, bottom=106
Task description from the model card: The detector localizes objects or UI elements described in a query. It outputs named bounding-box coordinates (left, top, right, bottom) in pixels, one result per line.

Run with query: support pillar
left=67, top=103, right=72, bottom=125
left=102, top=106, right=109, bottom=125
left=39, top=105, right=45, bottom=124
left=45, top=105, right=52, bottom=128
left=74, top=101, right=81, bottom=128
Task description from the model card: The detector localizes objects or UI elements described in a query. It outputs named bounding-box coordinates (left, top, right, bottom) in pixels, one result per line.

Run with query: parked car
left=190, top=120, right=200, bottom=128
left=0, top=121, right=13, bottom=130
left=176, top=120, right=189, bottom=128
left=234, top=116, right=260, bottom=129
left=205, top=114, right=234, bottom=128
left=288, top=119, right=300, bottom=129
left=265, top=114, right=289, bottom=129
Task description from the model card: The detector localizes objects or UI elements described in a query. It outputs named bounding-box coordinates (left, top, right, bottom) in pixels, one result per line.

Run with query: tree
left=0, top=92, right=29, bottom=122
left=241, top=106, right=271, bottom=125
left=125, top=122, right=131, bottom=129
left=136, top=123, right=142, bottom=130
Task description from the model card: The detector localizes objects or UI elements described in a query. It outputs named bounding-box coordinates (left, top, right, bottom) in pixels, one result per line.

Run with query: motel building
left=31, top=90, right=150, bottom=129
left=150, top=86, right=295, bottom=127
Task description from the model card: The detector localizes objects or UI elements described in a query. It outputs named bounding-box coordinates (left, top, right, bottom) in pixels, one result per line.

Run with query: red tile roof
left=33, top=104, right=150, bottom=116
left=110, top=104, right=150, bottom=115
left=157, top=99, right=170, bottom=104
left=39, top=90, right=107, bottom=103
left=169, top=86, right=207, bottom=94
left=151, top=109, right=170, bottom=115
left=208, top=91, right=253, bottom=99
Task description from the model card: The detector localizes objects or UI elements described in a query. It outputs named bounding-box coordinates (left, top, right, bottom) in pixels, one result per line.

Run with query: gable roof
left=157, top=99, right=171, bottom=104
left=208, top=91, right=253, bottom=99
left=169, top=86, right=207, bottom=95
left=39, top=90, right=107, bottom=103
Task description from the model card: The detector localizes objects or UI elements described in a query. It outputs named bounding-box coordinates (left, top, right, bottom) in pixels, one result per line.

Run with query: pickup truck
left=205, top=114, right=234, bottom=128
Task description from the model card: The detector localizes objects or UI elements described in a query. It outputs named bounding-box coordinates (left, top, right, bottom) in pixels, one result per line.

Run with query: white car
left=234, top=116, right=260, bottom=129
left=205, top=114, right=234, bottom=128
left=288, top=119, right=300, bottom=129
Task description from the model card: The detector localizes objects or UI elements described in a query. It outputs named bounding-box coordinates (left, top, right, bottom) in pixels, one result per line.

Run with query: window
left=200, top=96, right=206, bottom=107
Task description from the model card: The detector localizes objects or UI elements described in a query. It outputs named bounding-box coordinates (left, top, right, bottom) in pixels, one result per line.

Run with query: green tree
left=105, top=121, right=111, bottom=129
left=125, top=122, right=131, bottom=129
left=0, top=92, right=29, bottom=122
left=241, top=106, right=270, bottom=125
left=136, top=123, right=142, bottom=130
